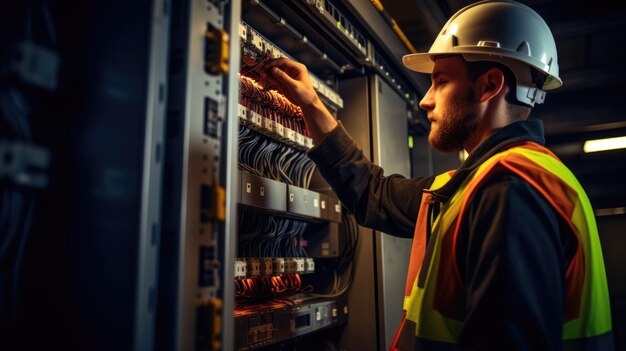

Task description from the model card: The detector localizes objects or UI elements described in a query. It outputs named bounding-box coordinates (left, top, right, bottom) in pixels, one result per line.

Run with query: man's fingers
left=265, top=58, right=304, bottom=79
left=269, top=67, right=297, bottom=88
left=263, top=75, right=281, bottom=89
left=263, top=57, right=311, bottom=105
left=265, top=57, right=293, bottom=70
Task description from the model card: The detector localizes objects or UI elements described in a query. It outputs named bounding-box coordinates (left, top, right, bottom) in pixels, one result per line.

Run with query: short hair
left=464, top=60, right=532, bottom=120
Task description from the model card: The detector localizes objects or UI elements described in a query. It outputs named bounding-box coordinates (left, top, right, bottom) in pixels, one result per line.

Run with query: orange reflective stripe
left=405, top=172, right=454, bottom=298
left=404, top=192, right=430, bottom=297
left=501, top=154, right=576, bottom=219
left=390, top=313, right=406, bottom=351
left=564, top=247, right=585, bottom=321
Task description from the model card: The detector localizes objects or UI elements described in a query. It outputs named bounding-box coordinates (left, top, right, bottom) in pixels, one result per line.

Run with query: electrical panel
left=158, top=0, right=424, bottom=350
left=235, top=4, right=359, bottom=349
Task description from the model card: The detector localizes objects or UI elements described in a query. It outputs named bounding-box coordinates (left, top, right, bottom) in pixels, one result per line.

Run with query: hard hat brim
left=402, top=53, right=435, bottom=74
left=402, top=51, right=563, bottom=90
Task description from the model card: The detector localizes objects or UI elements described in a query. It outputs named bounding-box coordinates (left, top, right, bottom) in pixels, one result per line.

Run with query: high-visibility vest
left=391, top=142, right=612, bottom=350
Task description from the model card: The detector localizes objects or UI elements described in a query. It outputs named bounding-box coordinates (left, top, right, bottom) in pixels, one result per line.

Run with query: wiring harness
left=238, top=126, right=315, bottom=188
left=238, top=211, right=308, bottom=258
left=304, top=211, right=358, bottom=299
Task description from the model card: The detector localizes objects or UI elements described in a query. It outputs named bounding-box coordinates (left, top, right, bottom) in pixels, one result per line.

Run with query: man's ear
left=477, top=67, right=505, bottom=103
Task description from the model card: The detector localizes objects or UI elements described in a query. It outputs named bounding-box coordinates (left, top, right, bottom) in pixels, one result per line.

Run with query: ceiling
left=380, top=0, right=626, bottom=210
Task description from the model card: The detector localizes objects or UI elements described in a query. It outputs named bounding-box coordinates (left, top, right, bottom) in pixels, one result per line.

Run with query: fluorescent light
left=595, top=207, right=626, bottom=217
left=583, top=136, right=626, bottom=153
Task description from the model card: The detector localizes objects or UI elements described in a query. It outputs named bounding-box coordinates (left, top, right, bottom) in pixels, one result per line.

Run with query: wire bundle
left=235, top=209, right=360, bottom=306
left=238, top=127, right=315, bottom=189
left=235, top=274, right=313, bottom=306
left=239, top=75, right=308, bottom=142
left=239, top=75, right=303, bottom=120
left=305, top=212, right=359, bottom=299
left=240, top=101, right=307, bottom=137
left=238, top=210, right=308, bottom=258
left=240, top=41, right=279, bottom=87
left=235, top=210, right=315, bottom=305
left=241, top=46, right=272, bottom=79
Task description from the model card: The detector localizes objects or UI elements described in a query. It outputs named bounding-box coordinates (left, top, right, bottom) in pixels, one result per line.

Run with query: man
left=263, top=1, right=613, bottom=349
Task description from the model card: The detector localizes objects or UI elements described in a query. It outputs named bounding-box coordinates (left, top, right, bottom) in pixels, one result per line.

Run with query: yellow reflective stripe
left=405, top=224, right=462, bottom=342
left=509, top=148, right=612, bottom=338
left=430, top=171, right=454, bottom=191
left=404, top=278, right=422, bottom=321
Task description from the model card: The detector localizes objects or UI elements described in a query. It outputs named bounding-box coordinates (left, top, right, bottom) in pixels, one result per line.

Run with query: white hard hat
left=403, top=0, right=562, bottom=106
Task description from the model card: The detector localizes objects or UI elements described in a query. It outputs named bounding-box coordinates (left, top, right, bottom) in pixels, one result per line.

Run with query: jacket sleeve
left=456, top=173, right=574, bottom=351
left=307, top=121, right=433, bottom=239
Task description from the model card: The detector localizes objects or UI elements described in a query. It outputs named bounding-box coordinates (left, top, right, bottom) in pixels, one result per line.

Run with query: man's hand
left=262, top=58, right=337, bottom=143
left=262, top=58, right=317, bottom=107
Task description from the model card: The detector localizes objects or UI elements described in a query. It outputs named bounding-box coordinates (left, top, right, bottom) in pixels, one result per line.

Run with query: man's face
left=419, top=56, right=479, bottom=152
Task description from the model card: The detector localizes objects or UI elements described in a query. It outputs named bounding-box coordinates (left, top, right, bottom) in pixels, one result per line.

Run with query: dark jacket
left=308, top=120, right=576, bottom=350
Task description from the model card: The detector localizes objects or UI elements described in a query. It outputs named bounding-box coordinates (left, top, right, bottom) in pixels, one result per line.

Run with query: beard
left=428, top=90, right=479, bottom=152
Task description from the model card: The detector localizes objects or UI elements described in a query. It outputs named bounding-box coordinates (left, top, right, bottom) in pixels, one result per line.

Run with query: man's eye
left=436, top=80, right=447, bottom=85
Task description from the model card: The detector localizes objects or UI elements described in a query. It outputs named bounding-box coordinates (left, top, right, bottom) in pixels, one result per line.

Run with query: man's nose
left=419, top=86, right=434, bottom=111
